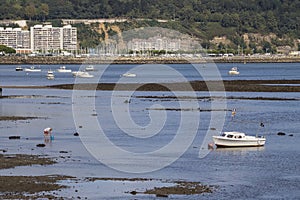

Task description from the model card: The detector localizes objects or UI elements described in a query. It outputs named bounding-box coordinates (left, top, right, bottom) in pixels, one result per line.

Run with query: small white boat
left=73, top=71, right=94, bottom=78
left=15, top=66, right=23, bottom=71
left=228, top=67, right=240, bottom=75
left=122, top=72, right=136, bottom=77
left=78, top=72, right=94, bottom=78
left=72, top=71, right=85, bottom=77
left=57, top=66, right=72, bottom=73
left=24, top=66, right=41, bottom=72
left=213, top=131, right=266, bottom=147
left=85, top=65, right=95, bottom=71
left=46, top=70, right=55, bottom=80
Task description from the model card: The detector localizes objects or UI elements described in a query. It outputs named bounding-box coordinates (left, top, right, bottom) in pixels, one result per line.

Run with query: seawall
left=0, top=55, right=300, bottom=65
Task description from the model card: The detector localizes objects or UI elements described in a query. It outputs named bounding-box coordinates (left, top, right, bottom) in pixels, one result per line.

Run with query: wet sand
left=48, top=79, right=300, bottom=92
left=2, top=79, right=300, bottom=92
left=0, top=152, right=213, bottom=198
left=0, top=153, right=68, bottom=199
left=0, top=116, right=38, bottom=121
left=0, top=153, right=213, bottom=199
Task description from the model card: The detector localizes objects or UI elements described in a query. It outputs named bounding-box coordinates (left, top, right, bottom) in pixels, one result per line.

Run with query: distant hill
left=0, top=0, right=300, bottom=52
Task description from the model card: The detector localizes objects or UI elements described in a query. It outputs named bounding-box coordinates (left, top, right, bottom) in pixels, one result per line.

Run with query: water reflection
left=215, top=146, right=265, bottom=155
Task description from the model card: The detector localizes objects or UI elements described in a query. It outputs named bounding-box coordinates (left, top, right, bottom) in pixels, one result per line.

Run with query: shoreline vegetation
left=0, top=55, right=300, bottom=65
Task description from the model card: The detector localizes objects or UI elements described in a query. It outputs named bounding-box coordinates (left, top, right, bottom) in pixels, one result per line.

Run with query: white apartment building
left=0, top=27, right=30, bottom=53
left=62, top=25, right=77, bottom=51
left=128, top=36, right=181, bottom=52
left=30, top=24, right=77, bottom=52
left=0, top=24, right=77, bottom=53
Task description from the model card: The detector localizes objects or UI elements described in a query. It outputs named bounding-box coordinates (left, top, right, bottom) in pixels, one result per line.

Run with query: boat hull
left=122, top=73, right=136, bottom=77
left=24, top=69, right=41, bottom=72
left=228, top=71, right=240, bottom=75
left=57, top=69, right=72, bottom=73
left=15, top=67, right=23, bottom=71
left=72, top=71, right=93, bottom=78
left=213, top=136, right=266, bottom=147
left=47, top=75, right=54, bottom=80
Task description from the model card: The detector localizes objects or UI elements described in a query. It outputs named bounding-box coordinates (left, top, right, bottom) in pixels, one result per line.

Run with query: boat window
left=221, top=133, right=226, bottom=137
left=238, top=136, right=242, bottom=138
left=227, top=135, right=233, bottom=138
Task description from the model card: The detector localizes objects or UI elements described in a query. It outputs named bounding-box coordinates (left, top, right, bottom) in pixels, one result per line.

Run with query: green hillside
left=0, top=0, right=300, bottom=52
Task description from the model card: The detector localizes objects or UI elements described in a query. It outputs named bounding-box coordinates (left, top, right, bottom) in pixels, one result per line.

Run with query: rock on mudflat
left=9, top=136, right=21, bottom=140
left=277, top=132, right=286, bottom=136
left=36, top=144, right=46, bottom=147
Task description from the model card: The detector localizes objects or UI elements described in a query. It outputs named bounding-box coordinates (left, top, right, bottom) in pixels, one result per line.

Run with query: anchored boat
left=24, top=66, right=41, bottom=72
left=57, top=66, right=72, bottom=73
left=228, top=67, right=240, bottom=75
left=213, top=131, right=266, bottom=147
left=46, top=70, right=55, bottom=80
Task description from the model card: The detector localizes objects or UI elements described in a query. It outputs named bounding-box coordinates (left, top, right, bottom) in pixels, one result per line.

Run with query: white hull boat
left=228, top=67, right=240, bottom=75
left=122, top=72, right=136, bottom=77
left=85, top=65, right=95, bottom=71
left=46, top=70, right=55, bottom=80
left=73, top=71, right=94, bottom=78
left=24, top=66, right=41, bottom=72
left=15, top=66, right=23, bottom=71
left=57, top=66, right=72, bottom=73
left=213, top=131, right=266, bottom=147
left=72, top=71, right=85, bottom=77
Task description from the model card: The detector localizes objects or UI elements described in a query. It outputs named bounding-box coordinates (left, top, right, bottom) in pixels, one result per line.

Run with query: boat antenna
left=257, top=122, right=265, bottom=137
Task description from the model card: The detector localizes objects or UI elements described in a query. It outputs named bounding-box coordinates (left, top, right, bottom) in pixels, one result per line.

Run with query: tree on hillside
left=38, top=3, right=49, bottom=21
left=25, top=4, right=36, bottom=20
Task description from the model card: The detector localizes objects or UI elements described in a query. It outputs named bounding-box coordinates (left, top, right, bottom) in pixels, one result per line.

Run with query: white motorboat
left=73, top=71, right=94, bottom=78
left=85, top=65, right=95, bottom=71
left=15, top=66, right=23, bottom=71
left=57, top=66, right=72, bottom=73
left=228, top=67, right=240, bottom=75
left=213, top=131, right=266, bottom=147
left=24, top=66, right=41, bottom=72
left=78, top=72, right=94, bottom=78
left=46, top=70, right=55, bottom=80
left=122, top=72, right=136, bottom=77
left=72, top=71, right=85, bottom=77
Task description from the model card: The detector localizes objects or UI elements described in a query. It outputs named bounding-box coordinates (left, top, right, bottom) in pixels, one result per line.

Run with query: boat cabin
left=221, top=132, right=245, bottom=139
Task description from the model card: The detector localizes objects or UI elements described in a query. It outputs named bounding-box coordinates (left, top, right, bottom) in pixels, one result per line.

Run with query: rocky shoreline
left=0, top=55, right=300, bottom=65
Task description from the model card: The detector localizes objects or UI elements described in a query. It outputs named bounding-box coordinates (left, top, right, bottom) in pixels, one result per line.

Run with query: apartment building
left=0, top=27, right=30, bottom=53
left=62, top=25, right=77, bottom=51
left=127, top=36, right=182, bottom=52
left=30, top=24, right=77, bottom=52
left=0, top=24, right=77, bottom=53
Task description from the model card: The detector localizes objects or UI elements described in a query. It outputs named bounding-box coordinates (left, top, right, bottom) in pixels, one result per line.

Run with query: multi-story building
left=30, top=24, right=77, bottom=52
left=30, top=25, right=61, bottom=52
left=127, top=36, right=182, bottom=52
left=62, top=25, right=77, bottom=51
left=0, top=24, right=77, bottom=53
left=0, top=27, right=30, bottom=53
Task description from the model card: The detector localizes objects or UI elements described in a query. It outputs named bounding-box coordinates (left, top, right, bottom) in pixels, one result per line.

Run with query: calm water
left=0, top=62, right=300, bottom=86
left=0, top=63, right=299, bottom=199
